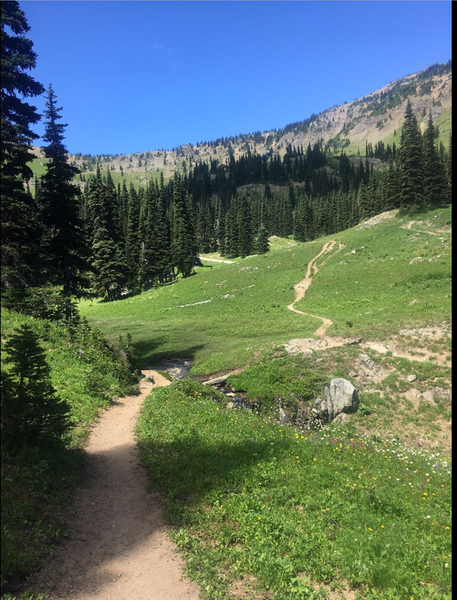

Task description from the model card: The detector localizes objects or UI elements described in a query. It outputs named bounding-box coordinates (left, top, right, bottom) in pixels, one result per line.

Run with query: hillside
left=29, top=61, right=452, bottom=189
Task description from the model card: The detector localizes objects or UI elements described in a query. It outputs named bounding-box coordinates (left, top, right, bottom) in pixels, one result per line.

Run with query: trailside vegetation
left=0, top=309, right=140, bottom=590
left=1, top=4, right=141, bottom=588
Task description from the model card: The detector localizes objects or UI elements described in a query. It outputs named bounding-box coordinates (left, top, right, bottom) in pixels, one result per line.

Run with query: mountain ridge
left=31, top=61, right=451, bottom=186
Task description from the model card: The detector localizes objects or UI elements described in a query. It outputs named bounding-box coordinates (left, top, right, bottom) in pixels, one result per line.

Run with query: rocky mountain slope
left=31, top=61, right=451, bottom=186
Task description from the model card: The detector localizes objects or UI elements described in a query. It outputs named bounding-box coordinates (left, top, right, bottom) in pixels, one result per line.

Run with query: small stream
left=150, top=359, right=251, bottom=410
left=152, top=358, right=193, bottom=380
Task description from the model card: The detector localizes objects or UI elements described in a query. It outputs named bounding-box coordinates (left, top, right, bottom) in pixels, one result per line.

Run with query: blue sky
left=19, top=1, right=451, bottom=156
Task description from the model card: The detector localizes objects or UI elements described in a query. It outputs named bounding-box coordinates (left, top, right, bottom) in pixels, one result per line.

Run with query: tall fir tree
left=224, top=198, right=239, bottom=258
left=125, top=183, right=141, bottom=284
left=357, top=181, right=370, bottom=221
left=86, top=167, right=128, bottom=300
left=137, top=186, right=158, bottom=289
left=1, top=1, right=45, bottom=289
left=422, top=111, right=448, bottom=209
left=155, top=178, right=174, bottom=283
left=237, top=192, right=254, bottom=258
left=398, top=100, right=424, bottom=214
left=256, top=223, right=270, bottom=254
left=383, top=159, right=401, bottom=210
left=293, top=193, right=306, bottom=242
left=37, top=85, right=90, bottom=318
left=446, top=133, right=452, bottom=204
left=171, top=174, right=197, bottom=278
left=214, top=196, right=226, bottom=256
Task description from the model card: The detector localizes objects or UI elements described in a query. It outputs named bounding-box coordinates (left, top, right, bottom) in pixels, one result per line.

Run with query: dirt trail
left=30, top=371, right=201, bottom=600
left=287, top=241, right=343, bottom=348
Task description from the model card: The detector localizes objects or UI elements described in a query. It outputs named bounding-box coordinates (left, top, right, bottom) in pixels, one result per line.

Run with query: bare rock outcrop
left=316, top=378, right=359, bottom=422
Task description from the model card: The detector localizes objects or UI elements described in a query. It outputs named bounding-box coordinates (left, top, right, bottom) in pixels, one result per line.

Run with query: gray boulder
left=279, top=406, right=294, bottom=425
left=321, top=378, right=359, bottom=422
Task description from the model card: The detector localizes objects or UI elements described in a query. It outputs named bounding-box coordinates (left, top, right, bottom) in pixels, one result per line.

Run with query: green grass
left=79, top=242, right=327, bottom=374
left=4, top=205, right=450, bottom=597
left=293, top=211, right=451, bottom=339
left=226, top=347, right=329, bottom=413
left=79, top=206, right=451, bottom=376
left=136, top=380, right=452, bottom=600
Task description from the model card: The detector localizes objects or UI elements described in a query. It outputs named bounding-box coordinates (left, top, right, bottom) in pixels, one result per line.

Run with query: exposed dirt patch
left=26, top=371, right=201, bottom=600
left=356, top=210, right=397, bottom=228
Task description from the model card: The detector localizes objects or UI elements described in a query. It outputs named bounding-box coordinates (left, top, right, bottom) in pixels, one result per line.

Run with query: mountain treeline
left=1, top=1, right=452, bottom=313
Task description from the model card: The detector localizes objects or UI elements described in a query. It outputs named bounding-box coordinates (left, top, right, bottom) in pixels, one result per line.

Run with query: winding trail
left=29, top=371, right=201, bottom=600
left=287, top=240, right=343, bottom=348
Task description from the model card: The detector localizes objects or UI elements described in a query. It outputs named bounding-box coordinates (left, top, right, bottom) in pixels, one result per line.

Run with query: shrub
left=1, top=324, right=70, bottom=452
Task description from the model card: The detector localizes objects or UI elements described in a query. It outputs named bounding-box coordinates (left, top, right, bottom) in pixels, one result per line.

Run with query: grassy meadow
left=137, top=380, right=452, bottom=600
left=1, top=206, right=450, bottom=599
left=80, top=207, right=451, bottom=375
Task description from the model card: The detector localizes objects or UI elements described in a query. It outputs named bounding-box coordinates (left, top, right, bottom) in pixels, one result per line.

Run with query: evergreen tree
left=256, top=223, right=270, bottom=254
left=446, top=133, right=452, bottom=204
left=38, top=85, right=90, bottom=318
left=86, top=167, right=128, bottom=300
left=383, top=159, right=401, bottom=210
left=156, top=179, right=174, bottom=283
left=214, top=196, right=226, bottom=256
left=357, top=181, right=370, bottom=221
left=293, top=192, right=314, bottom=242
left=349, top=190, right=360, bottom=227
left=335, top=190, right=351, bottom=233
left=422, top=111, right=448, bottom=209
left=224, top=197, right=239, bottom=258
left=255, top=200, right=269, bottom=254
left=171, top=174, right=197, bottom=278
left=1, top=1, right=45, bottom=289
left=125, top=183, right=141, bottom=283
left=197, top=205, right=212, bottom=254
left=293, top=193, right=306, bottom=242
left=237, top=192, right=254, bottom=258
left=1, top=324, right=70, bottom=450
left=367, top=173, right=382, bottom=216
left=119, top=179, right=130, bottom=240
left=398, top=100, right=424, bottom=213
left=137, top=187, right=158, bottom=289
left=279, top=193, right=293, bottom=236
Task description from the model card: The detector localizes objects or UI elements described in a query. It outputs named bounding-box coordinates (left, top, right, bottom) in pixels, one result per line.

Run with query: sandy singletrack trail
left=287, top=240, right=343, bottom=348
left=30, top=371, right=201, bottom=600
